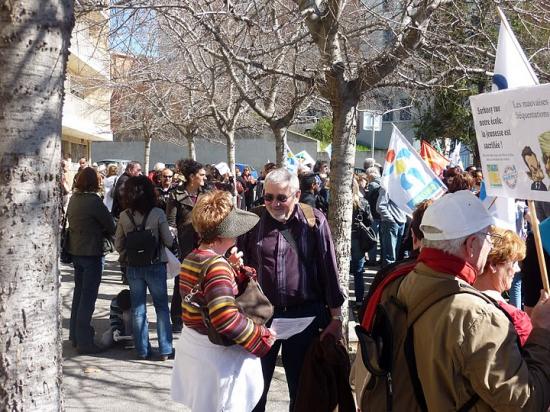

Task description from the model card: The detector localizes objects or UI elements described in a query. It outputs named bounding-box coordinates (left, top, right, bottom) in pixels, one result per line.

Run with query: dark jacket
left=67, top=192, right=116, bottom=256
left=294, top=335, right=355, bottom=412
left=365, top=178, right=381, bottom=220
left=166, top=186, right=203, bottom=260
left=351, top=197, right=372, bottom=241
left=110, top=172, right=130, bottom=218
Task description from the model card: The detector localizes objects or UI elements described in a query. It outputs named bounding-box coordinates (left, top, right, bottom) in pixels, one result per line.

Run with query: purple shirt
left=238, top=204, right=345, bottom=308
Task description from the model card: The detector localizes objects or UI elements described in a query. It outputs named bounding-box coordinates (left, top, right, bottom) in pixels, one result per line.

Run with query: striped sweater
left=179, top=249, right=272, bottom=357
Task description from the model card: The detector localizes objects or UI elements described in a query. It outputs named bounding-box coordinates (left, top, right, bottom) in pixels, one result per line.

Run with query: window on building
left=382, top=99, right=393, bottom=121
left=399, top=99, right=411, bottom=121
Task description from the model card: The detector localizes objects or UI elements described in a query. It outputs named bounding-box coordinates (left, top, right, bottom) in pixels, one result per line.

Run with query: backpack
left=125, top=209, right=159, bottom=267
left=355, top=260, right=491, bottom=412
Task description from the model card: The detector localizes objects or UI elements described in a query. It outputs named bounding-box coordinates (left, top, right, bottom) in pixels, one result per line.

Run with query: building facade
left=62, top=9, right=112, bottom=162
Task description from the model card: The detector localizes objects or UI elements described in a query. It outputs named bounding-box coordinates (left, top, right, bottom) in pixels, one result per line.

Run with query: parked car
left=96, top=159, right=132, bottom=175
left=235, top=163, right=259, bottom=179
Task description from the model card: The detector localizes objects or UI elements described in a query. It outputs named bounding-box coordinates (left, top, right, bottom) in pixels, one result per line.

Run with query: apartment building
left=62, top=8, right=112, bottom=162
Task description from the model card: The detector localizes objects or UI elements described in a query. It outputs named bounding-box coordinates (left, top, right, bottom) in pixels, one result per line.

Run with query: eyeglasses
left=264, top=191, right=297, bottom=203
left=162, top=175, right=173, bottom=179
left=479, top=232, right=503, bottom=246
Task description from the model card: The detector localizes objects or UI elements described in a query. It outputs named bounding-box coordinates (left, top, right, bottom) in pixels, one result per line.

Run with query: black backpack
left=125, top=209, right=159, bottom=267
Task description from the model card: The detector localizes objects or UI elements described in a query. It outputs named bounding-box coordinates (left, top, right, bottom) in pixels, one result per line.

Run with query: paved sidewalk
left=61, top=253, right=376, bottom=411
left=61, top=254, right=290, bottom=411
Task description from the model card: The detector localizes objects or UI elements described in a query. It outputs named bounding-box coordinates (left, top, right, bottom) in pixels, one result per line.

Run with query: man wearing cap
left=378, top=190, right=550, bottom=410
left=238, top=168, right=345, bottom=412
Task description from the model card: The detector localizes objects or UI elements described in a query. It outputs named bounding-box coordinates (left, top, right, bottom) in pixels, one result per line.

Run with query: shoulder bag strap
left=183, top=255, right=222, bottom=303
left=298, top=202, right=316, bottom=228
left=126, top=210, right=138, bottom=230
left=404, top=286, right=490, bottom=412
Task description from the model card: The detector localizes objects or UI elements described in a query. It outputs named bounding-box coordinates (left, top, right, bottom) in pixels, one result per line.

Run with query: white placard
left=470, top=84, right=550, bottom=201
left=270, top=317, right=314, bottom=340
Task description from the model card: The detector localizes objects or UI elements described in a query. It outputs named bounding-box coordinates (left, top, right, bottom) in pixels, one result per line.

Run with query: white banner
left=470, top=84, right=550, bottom=201
left=381, top=125, right=446, bottom=214
left=492, top=7, right=539, bottom=91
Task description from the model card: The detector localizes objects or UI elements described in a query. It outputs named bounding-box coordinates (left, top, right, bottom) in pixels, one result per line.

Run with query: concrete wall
left=92, top=130, right=319, bottom=172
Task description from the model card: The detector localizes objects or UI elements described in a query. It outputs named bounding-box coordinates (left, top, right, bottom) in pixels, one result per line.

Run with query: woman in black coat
left=67, top=167, right=115, bottom=354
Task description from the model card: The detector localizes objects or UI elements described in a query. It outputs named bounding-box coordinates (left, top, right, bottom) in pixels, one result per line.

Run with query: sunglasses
left=162, top=175, right=173, bottom=179
left=264, top=191, right=297, bottom=203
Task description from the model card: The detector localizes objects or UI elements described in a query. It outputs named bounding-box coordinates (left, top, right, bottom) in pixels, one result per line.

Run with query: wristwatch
left=331, top=315, right=343, bottom=322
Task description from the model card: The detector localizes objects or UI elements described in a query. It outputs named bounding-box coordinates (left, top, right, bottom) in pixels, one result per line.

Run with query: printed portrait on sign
left=537, top=131, right=550, bottom=180
left=521, top=145, right=547, bottom=191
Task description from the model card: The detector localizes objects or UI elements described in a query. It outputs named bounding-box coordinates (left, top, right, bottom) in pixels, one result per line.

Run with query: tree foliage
left=306, top=117, right=333, bottom=144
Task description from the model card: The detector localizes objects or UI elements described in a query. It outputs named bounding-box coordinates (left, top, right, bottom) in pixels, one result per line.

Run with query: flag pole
left=527, top=200, right=550, bottom=293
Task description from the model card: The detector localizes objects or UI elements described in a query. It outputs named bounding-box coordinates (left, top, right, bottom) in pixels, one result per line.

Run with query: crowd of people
left=61, top=154, right=550, bottom=411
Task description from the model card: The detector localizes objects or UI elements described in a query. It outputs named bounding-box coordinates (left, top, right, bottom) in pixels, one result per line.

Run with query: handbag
left=60, top=215, right=72, bottom=264
left=184, top=255, right=273, bottom=346
left=355, top=213, right=377, bottom=253
left=103, top=235, right=115, bottom=255
left=166, top=247, right=180, bottom=279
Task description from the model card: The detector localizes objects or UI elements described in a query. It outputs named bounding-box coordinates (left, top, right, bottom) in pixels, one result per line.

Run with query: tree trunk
left=187, top=135, right=196, bottom=160
left=273, top=126, right=287, bottom=167
left=328, top=100, right=358, bottom=335
left=225, top=131, right=238, bottom=200
left=0, top=1, right=73, bottom=410
left=144, top=135, right=152, bottom=173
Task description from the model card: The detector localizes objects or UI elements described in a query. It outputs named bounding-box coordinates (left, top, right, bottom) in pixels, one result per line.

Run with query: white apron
left=171, top=326, right=264, bottom=412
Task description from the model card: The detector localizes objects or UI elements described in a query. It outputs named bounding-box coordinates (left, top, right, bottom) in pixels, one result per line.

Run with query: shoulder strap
left=126, top=210, right=138, bottom=230
left=126, top=209, right=153, bottom=231
left=404, top=284, right=489, bottom=412
left=298, top=203, right=316, bottom=228
left=141, top=208, right=152, bottom=230
left=250, top=205, right=266, bottom=218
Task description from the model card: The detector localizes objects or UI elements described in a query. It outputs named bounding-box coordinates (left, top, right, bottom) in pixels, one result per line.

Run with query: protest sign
left=381, top=125, right=446, bottom=214
left=470, top=84, right=550, bottom=202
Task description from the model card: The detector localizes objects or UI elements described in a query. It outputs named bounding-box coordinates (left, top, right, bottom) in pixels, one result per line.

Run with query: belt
left=274, top=300, right=325, bottom=313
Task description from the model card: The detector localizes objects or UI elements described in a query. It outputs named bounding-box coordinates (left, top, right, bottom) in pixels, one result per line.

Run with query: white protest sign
left=470, top=83, right=550, bottom=201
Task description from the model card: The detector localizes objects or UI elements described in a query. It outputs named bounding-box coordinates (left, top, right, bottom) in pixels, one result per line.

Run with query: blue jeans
left=380, top=220, right=405, bottom=267
left=509, top=272, right=522, bottom=309
left=351, top=237, right=366, bottom=305
left=70, top=255, right=104, bottom=348
left=127, top=263, right=173, bottom=357
left=367, top=219, right=380, bottom=263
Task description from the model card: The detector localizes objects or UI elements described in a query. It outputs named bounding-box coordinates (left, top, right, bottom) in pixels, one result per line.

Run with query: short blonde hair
left=191, top=190, right=233, bottom=242
left=487, top=228, right=526, bottom=266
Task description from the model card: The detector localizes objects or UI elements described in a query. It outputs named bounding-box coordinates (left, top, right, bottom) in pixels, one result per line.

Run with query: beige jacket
left=353, top=262, right=550, bottom=411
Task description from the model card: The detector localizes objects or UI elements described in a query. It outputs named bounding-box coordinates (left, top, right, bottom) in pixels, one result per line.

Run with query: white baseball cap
left=420, top=190, right=495, bottom=241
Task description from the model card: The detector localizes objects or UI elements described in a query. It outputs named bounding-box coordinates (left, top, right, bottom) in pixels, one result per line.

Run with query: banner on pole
left=470, top=84, right=550, bottom=202
left=381, top=125, right=447, bottom=214
left=492, top=7, right=539, bottom=91
left=420, top=140, right=449, bottom=177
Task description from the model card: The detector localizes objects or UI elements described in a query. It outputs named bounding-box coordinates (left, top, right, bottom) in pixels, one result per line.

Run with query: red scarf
left=417, top=247, right=478, bottom=285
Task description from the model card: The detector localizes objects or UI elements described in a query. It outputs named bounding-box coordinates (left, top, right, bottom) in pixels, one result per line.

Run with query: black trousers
left=170, top=275, right=182, bottom=327
left=252, top=301, right=329, bottom=412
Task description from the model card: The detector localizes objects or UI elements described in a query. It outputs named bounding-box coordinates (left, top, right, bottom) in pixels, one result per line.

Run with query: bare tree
left=0, top=1, right=74, bottom=409
left=159, top=1, right=316, bottom=166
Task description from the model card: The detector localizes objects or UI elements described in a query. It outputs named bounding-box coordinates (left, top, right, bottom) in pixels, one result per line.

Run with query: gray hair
left=265, top=168, right=300, bottom=192
left=364, top=157, right=375, bottom=169
left=366, top=166, right=381, bottom=179
left=421, top=228, right=488, bottom=256
left=126, top=161, right=141, bottom=172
